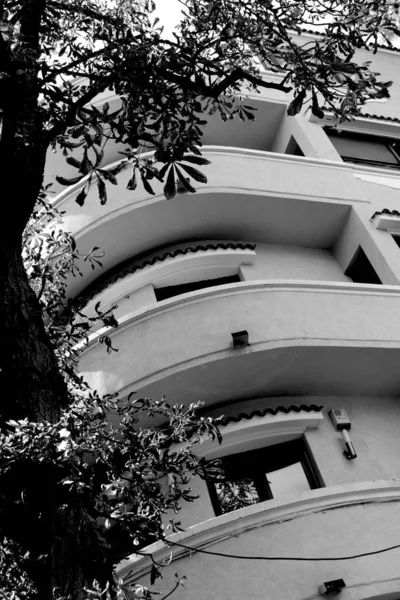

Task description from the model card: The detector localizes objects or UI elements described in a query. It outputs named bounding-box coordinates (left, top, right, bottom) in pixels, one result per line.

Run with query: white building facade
left=52, top=36, right=400, bottom=600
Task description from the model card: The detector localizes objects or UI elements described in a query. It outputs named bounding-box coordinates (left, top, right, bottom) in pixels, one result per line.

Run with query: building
left=50, top=34, right=400, bottom=600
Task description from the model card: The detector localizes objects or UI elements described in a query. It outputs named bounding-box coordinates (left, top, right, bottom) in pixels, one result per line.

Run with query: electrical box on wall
left=329, top=409, right=351, bottom=431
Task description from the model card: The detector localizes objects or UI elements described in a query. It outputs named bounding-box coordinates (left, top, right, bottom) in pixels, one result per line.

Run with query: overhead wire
left=165, top=539, right=400, bottom=562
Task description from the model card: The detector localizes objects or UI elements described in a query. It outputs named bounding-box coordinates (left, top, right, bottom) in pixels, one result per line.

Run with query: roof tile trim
left=360, top=113, right=400, bottom=124
left=322, top=109, right=400, bottom=125
left=220, top=404, right=324, bottom=426
left=79, top=242, right=257, bottom=306
left=371, top=208, right=400, bottom=219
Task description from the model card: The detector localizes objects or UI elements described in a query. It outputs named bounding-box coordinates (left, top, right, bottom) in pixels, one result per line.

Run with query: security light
left=329, top=409, right=357, bottom=460
left=231, top=330, right=249, bottom=348
left=318, top=579, right=346, bottom=596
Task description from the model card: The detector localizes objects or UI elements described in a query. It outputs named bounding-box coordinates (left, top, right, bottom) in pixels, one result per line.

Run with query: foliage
left=1, top=0, right=399, bottom=206
left=1, top=0, right=400, bottom=598
left=0, top=190, right=223, bottom=599
left=0, top=362, right=223, bottom=597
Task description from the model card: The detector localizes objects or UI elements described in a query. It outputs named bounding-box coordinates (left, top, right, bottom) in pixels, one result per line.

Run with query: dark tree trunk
left=0, top=240, right=69, bottom=424
left=0, top=4, right=117, bottom=598
left=0, top=5, right=83, bottom=595
left=0, top=0, right=69, bottom=423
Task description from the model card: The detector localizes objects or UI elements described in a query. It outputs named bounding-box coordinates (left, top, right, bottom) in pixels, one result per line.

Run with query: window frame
left=207, top=437, right=321, bottom=517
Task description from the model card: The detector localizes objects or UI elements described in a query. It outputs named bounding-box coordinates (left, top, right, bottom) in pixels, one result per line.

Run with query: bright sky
left=153, top=0, right=182, bottom=36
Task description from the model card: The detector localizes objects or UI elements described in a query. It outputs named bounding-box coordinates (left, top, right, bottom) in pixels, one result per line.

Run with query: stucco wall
left=242, top=243, right=348, bottom=282
left=129, top=500, right=400, bottom=600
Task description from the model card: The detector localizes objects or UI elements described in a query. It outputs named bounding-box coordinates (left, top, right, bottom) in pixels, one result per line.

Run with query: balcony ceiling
left=134, top=345, right=400, bottom=410
left=66, top=191, right=350, bottom=298
left=44, top=98, right=286, bottom=195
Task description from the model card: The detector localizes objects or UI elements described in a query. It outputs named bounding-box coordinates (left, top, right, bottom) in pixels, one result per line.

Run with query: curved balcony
left=117, top=480, right=400, bottom=600
left=78, top=279, right=400, bottom=402
left=54, top=147, right=366, bottom=299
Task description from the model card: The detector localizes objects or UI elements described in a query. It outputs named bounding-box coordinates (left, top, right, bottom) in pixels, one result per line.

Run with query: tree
left=0, top=0, right=398, bottom=598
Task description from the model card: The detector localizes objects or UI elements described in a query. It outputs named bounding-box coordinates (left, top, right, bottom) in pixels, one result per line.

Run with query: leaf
left=175, top=166, right=196, bottom=193
left=311, top=105, right=325, bottom=119
left=188, top=144, right=202, bottom=155
left=97, top=169, right=118, bottom=185
left=178, top=163, right=208, bottom=184
left=75, top=186, right=89, bottom=207
left=163, top=166, right=176, bottom=199
left=311, top=93, right=324, bottom=119
left=158, top=163, right=170, bottom=180
left=66, top=156, right=82, bottom=169
left=140, top=171, right=155, bottom=195
left=242, top=108, right=256, bottom=121
left=56, top=175, right=83, bottom=186
left=127, top=169, right=137, bottom=191
left=150, top=565, right=162, bottom=586
left=182, top=155, right=211, bottom=165
left=287, top=89, right=306, bottom=116
left=97, top=177, right=107, bottom=205
left=109, top=161, right=128, bottom=176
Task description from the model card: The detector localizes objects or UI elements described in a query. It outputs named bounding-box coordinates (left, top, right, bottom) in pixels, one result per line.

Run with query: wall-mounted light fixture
left=318, top=579, right=346, bottom=596
left=329, top=409, right=357, bottom=460
left=231, top=330, right=249, bottom=349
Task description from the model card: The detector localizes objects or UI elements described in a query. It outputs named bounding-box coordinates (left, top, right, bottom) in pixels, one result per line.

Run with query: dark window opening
left=285, top=136, right=304, bottom=157
left=345, top=246, right=381, bottom=284
left=325, top=128, right=400, bottom=170
left=155, top=274, right=241, bottom=301
left=392, top=235, right=400, bottom=249
left=207, top=438, right=321, bottom=516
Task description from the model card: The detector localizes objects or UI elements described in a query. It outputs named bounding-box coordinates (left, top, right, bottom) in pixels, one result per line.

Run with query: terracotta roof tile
left=78, top=242, right=256, bottom=306
left=371, top=208, right=400, bottom=219
left=220, top=404, right=324, bottom=426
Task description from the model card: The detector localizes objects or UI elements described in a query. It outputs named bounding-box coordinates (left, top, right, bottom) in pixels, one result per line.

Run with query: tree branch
left=162, top=66, right=292, bottom=100
left=46, top=83, right=108, bottom=142
left=42, top=46, right=115, bottom=84
left=46, top=0, right=124, bottom=27
left=211, top=67, right=292, bottom=97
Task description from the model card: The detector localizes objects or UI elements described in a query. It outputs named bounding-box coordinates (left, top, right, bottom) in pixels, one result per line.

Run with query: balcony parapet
left=77, top=279, right=400, bottom=400
left=117, top=479, right=400, bottom=583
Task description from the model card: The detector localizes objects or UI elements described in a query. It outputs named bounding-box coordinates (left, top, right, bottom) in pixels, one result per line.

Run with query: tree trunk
left=0, top=240, right=69, bottom=424
left=0, top=3, right=106, bottom=597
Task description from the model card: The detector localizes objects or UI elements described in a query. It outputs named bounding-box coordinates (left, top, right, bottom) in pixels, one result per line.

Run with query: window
left=325, top=128, right=400, bottom=170
left=345, top=246, right=381, bottom=285
left=207, top=438, right=321, bottom=516
left=154, top=274, right=241, bottom=301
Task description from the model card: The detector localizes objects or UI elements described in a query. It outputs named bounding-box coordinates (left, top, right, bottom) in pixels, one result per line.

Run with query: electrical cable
left=166, top=539, right=400, bottom=562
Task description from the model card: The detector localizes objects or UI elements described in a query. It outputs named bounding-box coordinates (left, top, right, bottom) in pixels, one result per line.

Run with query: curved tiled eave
left=55, top=147, right=363, bottom=299
left=78, top=280, right=400, bottom=403
left=79, top=242, right=256, bottom=310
